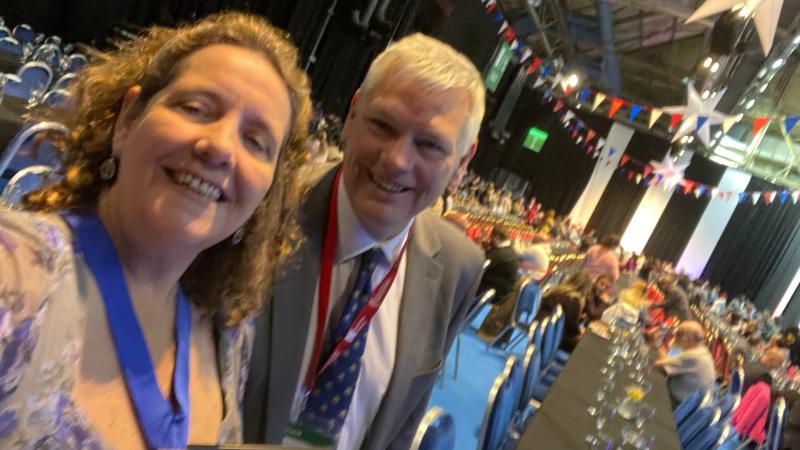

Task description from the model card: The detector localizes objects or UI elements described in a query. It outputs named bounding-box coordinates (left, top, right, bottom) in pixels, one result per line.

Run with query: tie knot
left=360, top=247, right=383, bottom=271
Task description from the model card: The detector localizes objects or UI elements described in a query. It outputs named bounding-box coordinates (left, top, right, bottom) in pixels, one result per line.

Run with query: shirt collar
left=336, top=176, right=413, bottom=264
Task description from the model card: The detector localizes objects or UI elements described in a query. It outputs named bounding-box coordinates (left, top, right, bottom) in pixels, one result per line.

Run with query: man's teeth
left=372, top=175, right=405, bottom=193
left=170, top=171, right=222, bottom=201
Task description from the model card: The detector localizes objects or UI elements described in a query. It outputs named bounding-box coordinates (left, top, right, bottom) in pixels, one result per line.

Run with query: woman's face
left=594, top=277, right=611, bottom=295
left=110, top=44, right=292, bottom=250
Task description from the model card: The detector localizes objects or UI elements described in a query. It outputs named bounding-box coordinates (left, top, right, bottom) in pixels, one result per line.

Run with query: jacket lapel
left=362, top=214, right=444, bottom=448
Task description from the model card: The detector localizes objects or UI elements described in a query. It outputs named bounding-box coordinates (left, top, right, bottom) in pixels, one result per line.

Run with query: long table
left=517, top=331, right=681, bottom=449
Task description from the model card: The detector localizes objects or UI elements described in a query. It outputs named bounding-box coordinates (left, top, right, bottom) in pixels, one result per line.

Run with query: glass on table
left=585, top=432, right=613, bottom=450
left=634, top=404, right=655, bottom=430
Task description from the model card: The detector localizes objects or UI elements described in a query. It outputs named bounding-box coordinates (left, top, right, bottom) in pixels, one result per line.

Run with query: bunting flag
left=753, top=117, right=769, bottom=136
left=751, top=192, right=761, bottom=205
left=578, top=88, right=591, bottom=103
left=502, top=28, right=516, bottom=44
left=596, top=137, right=606, bottom=150
left=739, top=192, right=749, bottom=203
left=649, top=108, right=663, bottom=129
left=526, top=57, right=542, bottom=75
left=629, top=104, right=643, bottom=122
left=711, top=187, right=719, bottom=198
left=540, top=64, right=551, bottom=78
left=586, top=129, right=597, bottom=142
left=592, top=93, right=607, bottom=112
left=785, top=115, right=800, bottom=135
left=694, top=187, right=703, bottom=198
left=520, top=48, right=533, bottom=63
left=695, top=116, right=709, bottom=133
left=764, top=191, right=777, bottom=204
left=780, top=191, right=790, bottom=204
left=627, top=172, right=634, bottom=181
left=563, top=110, right=575, bottom=122
left=608, top=147, right=617, bottom=157
left=793, top=191, right=800, bottom=204
left=619, top=154, right=630, bottom=167
left=722, top=115, right=738, bottom=134
left=576, top=136, right=584, bottom=144
left=643, top=166, right=653, bottom=178
left=683, top=181, right=694, bottom=196
left=486, top=0, right=497, bottom=11
left=553, top=99, right=564, bottom=112
left=636, top=174, right=643, bottom=184
left=608, top=98, right=625, bottom=118
left=498, top=21, right=509, bottom=34
left=543, top=89, right=553, bottom=100
left=669, top=114, right=683, bottom=132
left=491, top=10, right=503, bottom=22
left=533, top=76, right=546, bottom=88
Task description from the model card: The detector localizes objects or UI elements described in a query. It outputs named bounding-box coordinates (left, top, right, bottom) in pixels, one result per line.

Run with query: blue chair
left=0, top=26, right=9, bottom=39
left=32, top=43, right=61, bottom=69
left=540, top=315, right=556, bottom=365
left=714, top=393, right=739, bottom=423
left=53, top=72, right=77, bottom=91
left=0, top=36, right=22, bottom=56
left=527, top=320, right=542, bottom=354
left=728, top=364, right=744, bottom=397
left=1, top=165, right=61, bottom=207
left=42, top=89, right=71, bottom=108
left=503, top=356, right=524, bottom=415
left=515, top=343, right=541, bottom=428
left=764, top=396, right=787, bottom=450
left=673, top=389, right=710, bottom=429
left=678, top=406, right=719, bottom=448
left=410, top=407, right=455, bottom=450
left=16, top=61, right=52, bottom=94
left=0, top=121, right=68, bottom=177
left=65, top=53, right=88, bottom=73
left=12, top=24, right=35, bottom=45
left=477, top=371, right=514, bottom=450
left=684, top=421, right=729, bottom=450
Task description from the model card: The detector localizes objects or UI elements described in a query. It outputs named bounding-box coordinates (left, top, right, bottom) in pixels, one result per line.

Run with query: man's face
left=340, top=80, right=475, bottom=240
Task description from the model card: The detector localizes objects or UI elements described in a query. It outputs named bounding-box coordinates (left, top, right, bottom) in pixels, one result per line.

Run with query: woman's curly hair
left=24, top=11, right=312, bottom=325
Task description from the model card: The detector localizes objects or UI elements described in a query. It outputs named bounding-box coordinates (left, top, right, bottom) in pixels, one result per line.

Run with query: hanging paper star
left=686, top=0, right=784, bottom=56
left=662, top=85, right=727, bottom=147
left=650, top=158, right=690, bottom=190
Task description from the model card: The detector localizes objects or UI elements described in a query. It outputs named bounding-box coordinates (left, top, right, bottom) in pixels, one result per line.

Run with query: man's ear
left=457, top=139, right=478, bottom=171
left=111, top=86, right=143, bottom=155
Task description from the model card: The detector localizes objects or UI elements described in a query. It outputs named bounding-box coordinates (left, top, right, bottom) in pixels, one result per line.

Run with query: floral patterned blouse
left=0, top=208, right=254, bottom=449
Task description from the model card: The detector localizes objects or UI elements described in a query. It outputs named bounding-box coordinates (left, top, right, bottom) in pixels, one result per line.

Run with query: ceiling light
left=680, top=136, right=689, bottom=144
left=772, top=58, right=785, bottom=69
left=687, top=136, right=695, bottom=143
left=679, top=149, right=685, bottom=156
left=745, top=98, right=756, bottom=109
left=736, top=113, right=744, bottom=122
left=710, top=62, right=720, bottom=73
left=703, top=57, right=713, bottom=68
left=794, top=35, right=800, bottom=45
left=566, top=73, right=580, bottom=88
left=737, top=6, right=750, bottom=18
left=715, top=130, right=723, bottom=139
left=712, top=90, right=718, bottom=98
left=702, top=90, right=710, bottom=99
left=759, top=83, right=768, bottom=93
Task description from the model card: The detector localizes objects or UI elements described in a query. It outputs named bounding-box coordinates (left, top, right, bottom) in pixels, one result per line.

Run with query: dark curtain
left=585, top=126, right=671, bottom=238
left=702, top=177, right=800, bottom=301
left=643, top=153, right=726, bottom=264
left=471, top=87, right=611, bottom=216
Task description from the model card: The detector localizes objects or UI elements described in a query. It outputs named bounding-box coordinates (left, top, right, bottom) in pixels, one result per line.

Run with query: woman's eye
left=178, top=101, right=209, bottom=117
left=245, top=135, right=270, bottom=157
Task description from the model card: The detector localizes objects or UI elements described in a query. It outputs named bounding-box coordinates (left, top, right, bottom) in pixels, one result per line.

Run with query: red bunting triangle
left=553, top=100, right=564, bottom=112
left=683, top=181, right=694, bottom=196
left=586, top=129, right=597, bottom=142
left=608, top=98, right=624, bottom=118
left=669, top=114, right=683, bottom=131
left=627, top=172, right=634, bottom=181
left=526, top=57, right=542, bottom=75
left=502, top=28, right=516, bottom=44
left=764, top=191, right=777, bottom=204
left=619, top=154, right=630, bottom=167
left=753, top=117, right=769, bottom=136
left=564, top=85, right=574, bottom=96
left=643, top=166, right=653, bottom=178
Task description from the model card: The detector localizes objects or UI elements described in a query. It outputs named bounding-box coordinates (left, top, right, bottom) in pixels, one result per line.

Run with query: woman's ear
left=111, top=86, right=143, bottom=155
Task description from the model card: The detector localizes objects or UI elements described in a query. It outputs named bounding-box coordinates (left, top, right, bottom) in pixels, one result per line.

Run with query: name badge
left=283, top=423, right=334, bottom=448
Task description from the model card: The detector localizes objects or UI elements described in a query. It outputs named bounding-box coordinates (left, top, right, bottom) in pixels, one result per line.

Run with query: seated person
left=478, top=226, right=520, bottom=303
left=741, top=347, right=787, bottom=394
left=585, top=272, right=614, bottom=322
left=649, top=321, right=716, bottom=407
left=535, top=270, right=593, bottom=353
left=658, top=274, right=690, bottom=321
left=518, top=237, right=551, bottom=282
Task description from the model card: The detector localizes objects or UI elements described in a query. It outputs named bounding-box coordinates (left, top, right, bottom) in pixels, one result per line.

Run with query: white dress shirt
left=287, top=177, right=411, bottom=450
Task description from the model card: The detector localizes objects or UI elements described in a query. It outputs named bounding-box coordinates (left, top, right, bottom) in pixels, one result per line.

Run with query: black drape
left=585, top=126, right=671, bottom=238
left=471, top=87, right=611, bottom=216
left=643, top=153, right=726, bottom=264
left=702, top=177, right=800, bottom=301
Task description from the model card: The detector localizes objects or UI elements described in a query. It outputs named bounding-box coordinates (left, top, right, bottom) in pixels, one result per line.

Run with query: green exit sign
left=523, top=127, right=548, bottom=152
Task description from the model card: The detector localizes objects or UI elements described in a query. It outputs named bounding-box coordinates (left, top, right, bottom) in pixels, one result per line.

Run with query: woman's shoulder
left=0, top=208, right=73, bottom=313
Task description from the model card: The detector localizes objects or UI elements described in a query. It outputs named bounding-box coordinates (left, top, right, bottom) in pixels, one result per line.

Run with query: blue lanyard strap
left=63, top=211, right=191, bottom=449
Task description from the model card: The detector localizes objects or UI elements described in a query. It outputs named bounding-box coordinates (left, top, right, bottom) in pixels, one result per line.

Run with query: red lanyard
left=303, top=168, right=412, bottom=393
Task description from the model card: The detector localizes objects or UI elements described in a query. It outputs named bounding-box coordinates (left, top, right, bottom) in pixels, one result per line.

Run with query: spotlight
left=688, top=136, right=695, bottom=144
left=702, top=90, right=710, bottom=99
left=714, top=130, right=723, bottom=139
left=703, top=57, right=713, bottom=68
left=735, top=113, right=744, bottom=122
left=745, top=99, right=755, bottom=109
left=711, top=62, right=720, bottom=73
left=680, top=136, right=689, bottom=144
left=794, top=35, right=800, bottom=45
left=772, top=58, right=785, bottom=69
left=566, top=73, right=580, bottom=88
left=759, top=84, right=768, bottom=93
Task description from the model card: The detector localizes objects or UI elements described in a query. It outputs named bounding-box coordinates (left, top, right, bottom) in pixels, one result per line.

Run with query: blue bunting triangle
left=608, top=147, right=616, bottom=156
left=541, top=64, right=551, bottom=78
left=543, top=89, right=553, bottom=100
left=696, top=116, right=709, bottom=132
left=739, top=192, right=749, bottom=203
left=492, top=11, right=504, bottom=23
left=578, top=88, right=591, bottom=103
left=781, top=191, right=790, bottom=204
left=785, top=115, right=800, bottom=135
left=628, top=104, right=642, bottom=122
left=575, top=121, right=585, bottom=131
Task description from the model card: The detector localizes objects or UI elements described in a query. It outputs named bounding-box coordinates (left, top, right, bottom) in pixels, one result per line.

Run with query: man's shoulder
left=415, top=210, right=484, bottom=268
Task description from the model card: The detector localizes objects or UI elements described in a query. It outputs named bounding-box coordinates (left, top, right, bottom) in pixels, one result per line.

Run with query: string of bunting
left=479, top=0, right=800, bottom=141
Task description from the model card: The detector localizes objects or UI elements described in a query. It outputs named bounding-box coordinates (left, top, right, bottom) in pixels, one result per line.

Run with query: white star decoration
left=687, top=0, right=784, bottom=56
left=650, top=158, right=690, bottom=190
left=662, top=85, right=727, bottom=148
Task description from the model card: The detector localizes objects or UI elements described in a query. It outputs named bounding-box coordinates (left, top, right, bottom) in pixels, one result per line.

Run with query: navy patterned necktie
left=298, top=247, right=383, bottom=437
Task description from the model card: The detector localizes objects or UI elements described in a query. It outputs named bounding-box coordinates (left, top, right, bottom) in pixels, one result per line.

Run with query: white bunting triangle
left=576, top=136, right=584, bottom=145
left=649, top=108, right=663, bottom=129
left=592, top=93, right=607, bottom=112
left=751, top=192, right=761, bottom=205
left=563, top=110, right=576, bottom=122
left=711, top=187, right=719, bottom=198
left=722, top=115, right=738, bottom=134
left=793, top=191, right=800, bottom=204
left=596, top=137, right=606, bottom=151
left=533, top=77, right=546, bottom=88
left=498, top=21, right=509, bottom=35
left=520, top=48, right=532, bottom=63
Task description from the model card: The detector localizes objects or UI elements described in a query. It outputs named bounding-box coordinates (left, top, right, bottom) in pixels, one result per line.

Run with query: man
left=650, top=320, right=716, bottom=407
left=243, top=34, right=486, bottom=450
left=658, top=274, right=690, bottom=321
left=518, top=238, right=551, bottom=282
left=478, top=226, right=519, bottom=303
left=741, top=347, right=787, bottom=394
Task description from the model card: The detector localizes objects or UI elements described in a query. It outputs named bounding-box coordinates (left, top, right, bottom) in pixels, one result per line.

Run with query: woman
left=585, top=272, right=614, bottom=322
left=536, top=270, right=593, bottom=352
left=582, top=234, right=621, bottom=283
left=0, top=12, right=310, bottom=450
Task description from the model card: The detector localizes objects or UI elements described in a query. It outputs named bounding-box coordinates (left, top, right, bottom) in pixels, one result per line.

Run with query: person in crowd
left=526, top=197, right=540, bottom=225
left=242, top=33, right=487, bottom=449
left=658, top=274, right=690, bottom=321
left=497, top=190, right=512, bottom=216
left=0, top=12, right=310, bottom=449
left=539, top=209, right=556, bottom=235
left=711, top=291, right=728, bottom=315
left=536, top=270, right=593, bottom=353
left=579, top=228, right=597, bottom=252
left=478, top=227, right=520, bottom=303
left=582, top=234, right=621, bottom=283
left=741, top=347, right=788, bottom=394
left=650, top=321, right=716, bottom=407
left=518, top=237, right=551, bottom=282
left=585, top=272, right=615, bottom=322
left=623, top=252, right=638, bottom=273
left=782, top=388, right=800, bottom=450
left=784, top=327, right=800, bottom=367
left=511, top=195, right=526, bottom=217
left=480, top=181, right=496, bottom=207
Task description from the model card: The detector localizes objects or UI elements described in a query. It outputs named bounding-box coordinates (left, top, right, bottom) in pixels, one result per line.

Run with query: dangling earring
left=99, top=156, right=118, bottom=181
left=231, top=226, right=246, bottom=245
